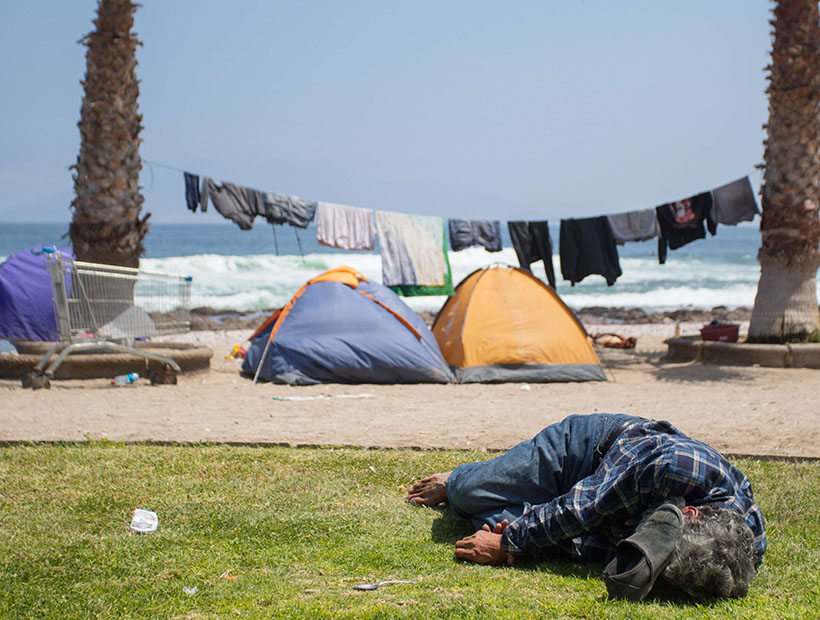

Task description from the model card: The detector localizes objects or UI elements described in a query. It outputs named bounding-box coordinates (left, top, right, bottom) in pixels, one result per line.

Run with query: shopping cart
left=23, top=247, right=193, bottom=389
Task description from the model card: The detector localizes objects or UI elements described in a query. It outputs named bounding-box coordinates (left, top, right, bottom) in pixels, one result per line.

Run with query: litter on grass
left=183, top=586, right=198, bottom=596
left=353, top=580, right=414, bottom=591
left=129, top=508, right=158, bottom=534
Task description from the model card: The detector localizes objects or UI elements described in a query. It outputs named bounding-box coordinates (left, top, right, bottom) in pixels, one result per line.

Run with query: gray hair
left=662, top=504, right=757, bottom=599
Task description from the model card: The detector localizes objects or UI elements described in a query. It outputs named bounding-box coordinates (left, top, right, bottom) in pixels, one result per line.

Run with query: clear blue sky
left=0, top=1, right=771, bottom=224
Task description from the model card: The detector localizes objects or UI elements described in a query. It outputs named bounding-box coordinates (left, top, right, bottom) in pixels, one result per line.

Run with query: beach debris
left=520, top=383, right=531, bottom=391
left=183, top=586, right=198, bottom=596
left=591, top=333, right=637, bottom=349
left=21, top=371, right=50, bottom=390
left=149, top=363, right=178, bottom=385
left=353, top=580, right=414, bottom=591
left=272, top=393, right=375, bottom=402
left=225, top=344, right=248, bottom=359
left=111, top=372, right=140, bottom=387
left=129, top=508, right=158, bottom=534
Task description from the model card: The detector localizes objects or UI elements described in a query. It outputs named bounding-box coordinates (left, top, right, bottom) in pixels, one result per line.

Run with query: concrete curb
left=0, top=341, right=213, bottom=380
left=665, top=337, right=820, bottom=368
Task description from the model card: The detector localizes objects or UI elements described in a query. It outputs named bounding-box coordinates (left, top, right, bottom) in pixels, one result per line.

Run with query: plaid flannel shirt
left=500, top=419, right=766, bottom=564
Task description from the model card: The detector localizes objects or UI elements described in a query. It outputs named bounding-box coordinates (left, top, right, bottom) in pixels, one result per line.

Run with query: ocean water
left=2, top=220, right=816, bottom=314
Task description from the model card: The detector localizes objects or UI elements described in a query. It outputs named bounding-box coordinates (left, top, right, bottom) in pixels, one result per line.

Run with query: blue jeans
left=446, top=413, right=645, bottom=530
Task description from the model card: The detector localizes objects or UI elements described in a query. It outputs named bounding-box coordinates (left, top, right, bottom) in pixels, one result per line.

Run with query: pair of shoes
left=603, top=503, right=683, bottom=601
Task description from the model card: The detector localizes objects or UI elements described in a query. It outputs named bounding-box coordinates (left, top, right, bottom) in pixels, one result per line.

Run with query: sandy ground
left=2, top=321, right=819, bottom=459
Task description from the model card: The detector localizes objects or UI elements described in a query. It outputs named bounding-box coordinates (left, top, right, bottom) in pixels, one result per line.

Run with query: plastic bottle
left=111, top=372, right=139, bottom=386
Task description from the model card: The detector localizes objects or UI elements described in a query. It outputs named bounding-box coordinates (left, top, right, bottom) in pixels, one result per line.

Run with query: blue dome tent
left=242, top=266, right=454, bottom=385
left=0, top=246, right=74, bottom=341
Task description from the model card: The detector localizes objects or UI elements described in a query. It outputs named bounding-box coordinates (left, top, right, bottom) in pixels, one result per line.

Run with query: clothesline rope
left=140, top=156, right=760, bottom=290
left=140, top=157, right=758, bottom=223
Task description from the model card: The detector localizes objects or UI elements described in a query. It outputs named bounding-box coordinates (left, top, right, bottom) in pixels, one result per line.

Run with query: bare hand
left=454, top=523, right=509, bottom=565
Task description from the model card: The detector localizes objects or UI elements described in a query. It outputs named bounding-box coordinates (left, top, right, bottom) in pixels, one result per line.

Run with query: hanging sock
left=184, top=172, right=201, bottom=212
left=447, top=219, right=503, bottom=252
left=508, top=221, right=556, bottom=289
left=316, top=201, right=375, bottom=250
left=559, top=216, right=622, bottom=286
left=199, top=177, right=211, bottom=212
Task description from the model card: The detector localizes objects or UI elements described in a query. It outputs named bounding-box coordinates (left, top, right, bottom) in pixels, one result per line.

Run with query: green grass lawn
left=1, top=443, right=817, bottom=619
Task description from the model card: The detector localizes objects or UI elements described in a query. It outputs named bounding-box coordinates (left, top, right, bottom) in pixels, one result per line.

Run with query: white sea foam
left=561, top=284, right=760, bottom=312
left=140, top=250, right=820, bottom=313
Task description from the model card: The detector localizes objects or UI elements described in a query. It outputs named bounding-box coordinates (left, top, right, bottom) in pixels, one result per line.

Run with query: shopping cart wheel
left=22, top=372, right=50, bottom=390
left=149, top=364, right=177, bottom=385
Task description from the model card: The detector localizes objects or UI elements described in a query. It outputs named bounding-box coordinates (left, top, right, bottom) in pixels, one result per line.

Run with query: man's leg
left=445, top=413, right=644, bottom=529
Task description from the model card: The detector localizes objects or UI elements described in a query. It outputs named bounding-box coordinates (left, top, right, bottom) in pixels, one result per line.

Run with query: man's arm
left=499, top=456, right=669, bottom=558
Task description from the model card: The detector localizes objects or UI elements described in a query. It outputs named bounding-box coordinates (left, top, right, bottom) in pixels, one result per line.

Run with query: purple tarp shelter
left=0, top=246, right=74, bottom=341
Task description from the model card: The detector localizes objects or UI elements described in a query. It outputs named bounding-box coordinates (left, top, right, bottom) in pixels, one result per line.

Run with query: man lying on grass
left=406, top=413, right=765, bottom=601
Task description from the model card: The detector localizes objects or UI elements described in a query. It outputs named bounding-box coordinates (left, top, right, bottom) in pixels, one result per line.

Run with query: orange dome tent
left=432, top=265, right=606, bottom=383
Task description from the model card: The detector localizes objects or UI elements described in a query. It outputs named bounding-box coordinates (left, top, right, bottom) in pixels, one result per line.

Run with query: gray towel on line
left=606, top=209, right=660, bottom=244
left=711, top=176, right=759, bottom=225
left=316, top=201, right=375, bottom=250
left=203, top=180, right=264, bottom=230
left=376, top=211, right=446, bottom=287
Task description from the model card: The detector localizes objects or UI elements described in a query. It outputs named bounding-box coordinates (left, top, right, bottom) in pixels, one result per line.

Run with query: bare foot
left=406, top=472, right=451, bottom=506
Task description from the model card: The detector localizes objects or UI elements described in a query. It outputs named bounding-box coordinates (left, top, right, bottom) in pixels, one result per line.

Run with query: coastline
left=189, top=304, right=754, bottom=332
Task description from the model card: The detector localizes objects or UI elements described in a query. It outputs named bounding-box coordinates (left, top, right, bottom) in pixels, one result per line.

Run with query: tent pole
left=252, top=335, right=274, bottom=385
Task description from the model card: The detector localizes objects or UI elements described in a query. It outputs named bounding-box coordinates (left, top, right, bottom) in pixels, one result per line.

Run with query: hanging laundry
left=711, top=176, right=759, bottom=225
left=656, top=192, right=716, bottom=264
left=201, top=179, right=264, bottom=230
left=448, top=219, right=503, bottom=252
left=184, top=172, right=201, bottom=212
left=508, top=221, right=556, bottom=289
left=316, top=202, right=375, bottom=251
left=375, top=211, right=446, bottom=287
left=200, top=177, right=212, bottom=212
left=390, top=222, right=455, bottom=297
left=261, top=193, right=316, bottom=228
left=559, top=216, right=622, bottom=286
left=605, top=208, right=660, bottom=244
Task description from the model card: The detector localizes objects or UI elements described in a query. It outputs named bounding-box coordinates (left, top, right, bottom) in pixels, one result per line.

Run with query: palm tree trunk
left=69, top=0, right=149, bottom=269
left=749, top=0, right=820, bottom=342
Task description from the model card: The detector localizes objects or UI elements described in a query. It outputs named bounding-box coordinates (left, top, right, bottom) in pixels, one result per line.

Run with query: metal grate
left=56, top=260, right=192, bottom=342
